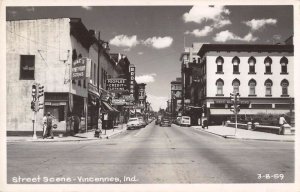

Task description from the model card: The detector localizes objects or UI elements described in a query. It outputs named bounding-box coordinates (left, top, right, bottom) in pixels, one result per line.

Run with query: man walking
left=42, top=114, right=47, bottom=139
left=279, top=114, right=287, bottom=135
left=46, top=112, right=54, bottom=139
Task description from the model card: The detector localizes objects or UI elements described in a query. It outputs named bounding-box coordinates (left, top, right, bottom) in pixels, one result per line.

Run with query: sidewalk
left=192, top=125, right=295, bottom=142
left=7, top=124, right=127, bottom=143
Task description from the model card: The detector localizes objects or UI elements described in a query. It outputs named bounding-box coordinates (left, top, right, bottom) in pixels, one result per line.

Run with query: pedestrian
left=42, top=114, right=47, bottom=139
left=279, top=114, right=287, bottom=135
left=46, top=112, right=54, bottom=139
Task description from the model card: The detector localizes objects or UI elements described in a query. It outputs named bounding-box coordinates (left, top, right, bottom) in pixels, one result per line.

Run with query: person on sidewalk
left=279, top=114, right=287, bottom=135
left=46, top=112, right=54, bottom=139
left=42, top=114, right=47, bottom=139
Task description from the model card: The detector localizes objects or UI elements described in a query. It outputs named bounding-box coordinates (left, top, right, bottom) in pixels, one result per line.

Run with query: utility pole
left=230, top=92, right=240, bottom=136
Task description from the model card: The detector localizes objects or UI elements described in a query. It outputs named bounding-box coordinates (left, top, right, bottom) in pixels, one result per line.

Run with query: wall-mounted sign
left=214, top=100, right=250, bottom=104
left=106, top=78, right=127, bottom=91
left=129, top=65, right=135, bottom=96
left=72, top=57, right=90, bottom=80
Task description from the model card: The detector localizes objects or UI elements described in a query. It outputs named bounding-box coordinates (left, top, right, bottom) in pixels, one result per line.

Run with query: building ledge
left=281, top=95, right=290, bottom=97
left=248, top=72, right=256, bottom=75
left=264, top=72, right=273, bottom=75
left=265, top=94, right=272, bottom=97
left=216, top=72, right=224, bottom=74
left=280, top=72, right=289, bottom=75
left=216, top=94, right=224, bottom=96
left=248, top=94, right=257, bottom=97
left=233, top=72, right=240, bottom=74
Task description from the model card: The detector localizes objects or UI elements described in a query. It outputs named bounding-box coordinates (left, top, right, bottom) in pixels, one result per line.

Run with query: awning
left=102, top=101, right=119, bottom=113
left=210, top=108, right=290, bottom=115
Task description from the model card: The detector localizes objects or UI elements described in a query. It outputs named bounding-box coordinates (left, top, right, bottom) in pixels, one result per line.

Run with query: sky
left=6, top=5, right=293, bottom=111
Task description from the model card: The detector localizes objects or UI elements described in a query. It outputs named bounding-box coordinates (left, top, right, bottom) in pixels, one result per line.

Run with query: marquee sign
left=129, top=65, right=135, bottom=97
left=72, top=57, right=89, bottom=80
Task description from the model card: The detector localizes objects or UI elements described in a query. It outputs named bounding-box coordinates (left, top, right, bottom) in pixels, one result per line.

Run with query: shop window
left=264, top=79, right=273, bottom=96
left=232, top=79, right=240, bottom=94
left=216, top=56, right=224, bottom=74
left=264, top=56, right=272, bottom=74
left=280, top=57, right=288, bottom=74
left=232, top=56, right=240, bottom=74
left=20, top=55, right=35, bottom=80
left=281, top=79, right=289, bottom=96
left=248, top=79, right=256, bottom=96
left=248, top=56, right=256, bottom=74
left=216, top=79, right=224, bottom=96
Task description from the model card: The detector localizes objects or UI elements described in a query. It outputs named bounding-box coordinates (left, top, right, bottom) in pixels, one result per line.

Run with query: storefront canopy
left=210, top=108, right=290, bottom=115
left=102, top=101, right=119, bottom=113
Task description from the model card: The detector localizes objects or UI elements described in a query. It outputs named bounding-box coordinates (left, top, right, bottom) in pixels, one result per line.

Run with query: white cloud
left=243, top=18, right=277, bottom=31
left=273, top=34, right=282, bottom=41
left=82, top=6, right=92, bottom=10
left=213, top=19, right=232, bottom=28
left=109, top=35, right=139, bottom=48
left=214, top=30, right=258, bottom=42
left=142, top=36, right=173, bottom=49
left=183, top=5, right=230, bottom=24
left=147, top=94, right=168, bottom=111
left=185, top=26, right=213, bottom=37
left=136, top=73, right=157, bottom=84
left=138, top=52, right=144, bottom=55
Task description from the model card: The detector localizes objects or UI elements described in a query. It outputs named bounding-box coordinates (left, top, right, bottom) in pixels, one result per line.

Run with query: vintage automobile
left=127, top=118, right=141, bottom=130
left=160, top=117, right=172, bottom=127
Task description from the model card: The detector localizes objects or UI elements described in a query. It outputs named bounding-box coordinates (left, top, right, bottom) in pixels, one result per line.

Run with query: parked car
left=160, top=117, right=171, bottom=127
left=155, top=115, right=162, bottom=125
left=180, top=116, right=191, bottom=127
left=127, top=118, right=141, bottom=130
left=138, top=117, right=147, bottom=128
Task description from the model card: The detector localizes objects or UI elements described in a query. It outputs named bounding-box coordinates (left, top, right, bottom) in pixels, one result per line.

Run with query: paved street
left=7, top=122, right=294, bottom=184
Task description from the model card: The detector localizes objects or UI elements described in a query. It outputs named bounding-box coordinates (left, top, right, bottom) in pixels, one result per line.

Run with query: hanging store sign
left=72, top=57, right=90, bottom=80
left=106, top=78, right=127, bottom=91
left=88, top=83, right=100, bottom=97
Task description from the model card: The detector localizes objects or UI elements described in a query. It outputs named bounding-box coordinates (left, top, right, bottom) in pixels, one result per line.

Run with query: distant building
left=170, top=77, right=182, bottom=116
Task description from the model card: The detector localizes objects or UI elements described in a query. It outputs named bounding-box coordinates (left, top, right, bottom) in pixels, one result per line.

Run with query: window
left=232, top=79, right=240, bottom=94
left=248, top=56, right=256, bottom=74
left=281, top=79, right=289, bottom=96
left=264, top=79, right=273, bottom=96
left=264, top=56, right=272, bottom=74
left=215, top=79, right=224, bottom=96
left=20, top=55, right=35, bottom=80
left=232, top=56, right=240, bottom=74
left=280, top=57, right=288, bottom=74
left=248, top=79, right=256, bottom=96
left=78, top=79, right=81, bottom=87
left=216, top=56, right=224, bottom=73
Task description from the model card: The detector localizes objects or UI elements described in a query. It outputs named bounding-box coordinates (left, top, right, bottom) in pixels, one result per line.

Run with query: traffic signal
left=38, top=101, right=44, bottom=110
left=236, top=105, right=240, bottom=113
left=31, top=101, right=35, bottom=111
left=230, top=93, right=235, bottom=103
left=230, top=105, right=235, bottom=112
left=32, top=84, right=37, bottom=101
left=236, top=93, right=240, bottom=102
left=38, top=85, right=44, bottom=98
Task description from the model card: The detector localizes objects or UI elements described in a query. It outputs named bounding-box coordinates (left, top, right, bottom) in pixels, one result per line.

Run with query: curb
left=191, top=127, right=295, bottom=142
left=7, top=129, right=127, bottom=143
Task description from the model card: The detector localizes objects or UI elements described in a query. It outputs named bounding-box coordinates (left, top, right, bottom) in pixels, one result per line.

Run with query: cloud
left=82, top=6, right=92, bottom=10
left=213, top=19, right=232, bottom=28
left=135, top=73, right=157, bottom=83
left=147, top=94, right=168, bottom=111
left=185, top=26, right=213, bottom=37
left=243, top=18, right=277, bottom=31
left=273, top=34, right=282, bottom=41
left=109, top=35, right=139, bottom=48
left=214, top=30, right=258, bottom=42
left=137, top=52, right=144, bottom=55
left=183, top=5, right=230, bottom=24
left=142, top=36, right=173, bottom=49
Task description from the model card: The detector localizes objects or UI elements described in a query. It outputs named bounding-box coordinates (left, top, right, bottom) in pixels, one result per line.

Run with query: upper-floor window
left=248, top=56, right=256, bottom=74
left=264, top=56, right=272, bottom=74
left=20, top=55, right=35, bottom=80
left=265, top=79, right=273, bottom=96
left=216, top=78, right=224, bottom=96
left=280, top=57, right=288, bottom=74
left=232, top=56, right=240, bottom=74
left=216, top=56, right=224, bottom=73
left=232, top=79, right=240, bottom=94
left=281, top=79, right=289, bottom=96
left=248, top=79, right=256, bottom=96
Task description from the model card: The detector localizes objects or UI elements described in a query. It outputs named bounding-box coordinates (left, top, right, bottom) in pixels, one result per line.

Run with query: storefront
left=88, top=83, right=100, bottom=130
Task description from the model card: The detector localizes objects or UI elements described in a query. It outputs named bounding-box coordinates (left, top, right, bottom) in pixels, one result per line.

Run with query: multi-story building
left=137, top=83, right=147, bottom=113
left=6, top=18, right=119, bottom=135
left=196, top=43, right=294, bottom=125
left=170, top=77, right=182, bottom=117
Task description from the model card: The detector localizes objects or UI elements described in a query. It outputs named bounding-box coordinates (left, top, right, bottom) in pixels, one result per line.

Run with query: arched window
left=280, top=57, right=288, bottom=74
left=264, top=79, right=273, bottom=96
left=264, top=56, right=272, bottom=74
left=216, top=78, right=224, bottom=96
left=281, top=79, right=289, bottom=96
left=248, top=79, right=256, bottom=96
left=232, top=78, right=240, bottom=94
left=216, top=56, right=224, bottom=73
left=232, top=56, right=240, bottom=74
left=248, top=56, right=256, bottom=74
